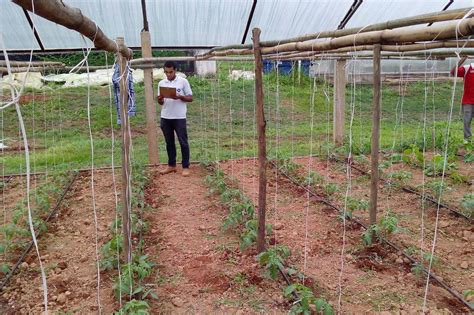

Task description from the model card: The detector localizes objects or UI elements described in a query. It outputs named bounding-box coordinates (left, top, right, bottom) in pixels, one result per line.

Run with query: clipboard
left=159, top=86, right=177, bottom=98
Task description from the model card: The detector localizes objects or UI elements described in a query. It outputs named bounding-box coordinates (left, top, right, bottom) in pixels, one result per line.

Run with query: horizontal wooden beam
left=201, top=7, right=473, bottom=56
left=260, top=18, right=474, bottom=55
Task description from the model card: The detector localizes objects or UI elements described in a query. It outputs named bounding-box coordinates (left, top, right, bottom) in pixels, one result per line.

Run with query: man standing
left=157, top=61, right=193, bottom=176
left=450, top=56, right=473, bottom=141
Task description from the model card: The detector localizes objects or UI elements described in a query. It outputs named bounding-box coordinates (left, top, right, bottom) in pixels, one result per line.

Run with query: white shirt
left=158, top=76, right=193, bottom=119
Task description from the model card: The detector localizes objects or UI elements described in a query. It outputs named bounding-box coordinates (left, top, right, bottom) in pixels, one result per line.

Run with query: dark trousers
left=160, top=118, right=190, bottom=168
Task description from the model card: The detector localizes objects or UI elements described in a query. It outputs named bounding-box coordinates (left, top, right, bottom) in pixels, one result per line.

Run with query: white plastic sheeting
left=0, top=68, right=186, bottom=90
left=346, top=0, right=473, bottom=28
left=245, top=0, right=354, bottom=43
left=0, top=0, right=472, bottom=51
left=0, top=0, right=40, bottom=50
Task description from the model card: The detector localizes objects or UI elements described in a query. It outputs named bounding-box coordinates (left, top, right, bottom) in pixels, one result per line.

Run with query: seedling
left=424, top=154, right=456, bottom=177
left=426, top=180, right=451, bottom=199
left=411, top=252, right=439, bottom=277
left=460, top=193, right=474, bottom=218
left=257, top=245, right=290, bottom=280
left=114, top=299, right=150, bottom=315
left=284, top=283, right=333, bottom=315
left=322, top=183, right=339, bottom=197
left=402, top=144, right=424, bottom=166
left=388, top=170, right=413, bottom=182
left=345, top=197, right=369, bottom=212
left=362, top=210, right=401, bottom=246
left=240, top=219, right=272, bottom=250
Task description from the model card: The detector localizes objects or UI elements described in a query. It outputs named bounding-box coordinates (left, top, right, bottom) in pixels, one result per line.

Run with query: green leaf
left=0, top=263, right=9, bottom=274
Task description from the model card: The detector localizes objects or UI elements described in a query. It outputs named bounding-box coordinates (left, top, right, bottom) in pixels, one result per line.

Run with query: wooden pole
left=141, top=31, right=159, bottom=164
left=369, top=44, right=381, bottom=230
left=253, top=28, right=267, bottom=253
left=117, top=37, right=132, bottom=264
left=333, top=59, right=346, bottom=146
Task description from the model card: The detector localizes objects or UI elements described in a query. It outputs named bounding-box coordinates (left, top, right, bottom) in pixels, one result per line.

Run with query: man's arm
left=450, top=56, right=468, bottom=77
left=174, top=95, right=193, bottom=102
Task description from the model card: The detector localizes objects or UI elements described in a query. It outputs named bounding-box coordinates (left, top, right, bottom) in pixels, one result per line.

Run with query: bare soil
left=219, top=157, right=472, bottom=313
left=0, top=158, right=471, bottom=313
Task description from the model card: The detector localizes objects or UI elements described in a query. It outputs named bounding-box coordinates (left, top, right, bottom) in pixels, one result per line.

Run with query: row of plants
left=99, top=164, right=156, bottom=314
left=348, top=145, right=473, bottom=219
left=0, top=172, right=73, bottom=275
left=204, top=162, right=333, bottom=314
left=274, top=159, right=402, bottom=247
left=275, top=158, right=474, bottom=306
left=204, top=165, right=272, bottom=250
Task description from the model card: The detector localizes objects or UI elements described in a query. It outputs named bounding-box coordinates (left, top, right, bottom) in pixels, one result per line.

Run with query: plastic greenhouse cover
left=0, top=0, right=40, bottom=51
left=245, top=0, right=355, bottom=44
left=345, top=0, right=472, bottom=29
left=1, top=0, right=253, bottom=50
left=0, top=0, right=473, bottom=51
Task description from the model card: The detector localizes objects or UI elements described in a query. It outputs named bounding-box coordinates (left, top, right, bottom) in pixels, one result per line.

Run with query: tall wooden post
left=117, top=37, right=132, bottom=264
left=333, top=59, right=346, bottom=146
left=141, top=31, right=159, bottom=164
left=253, top=28, right=267, bottom=253
left=369, top=44, right=381, bottom=229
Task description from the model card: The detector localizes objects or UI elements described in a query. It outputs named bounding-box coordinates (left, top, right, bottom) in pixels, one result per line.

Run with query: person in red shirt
left=450, top=56, right=473, bottom=141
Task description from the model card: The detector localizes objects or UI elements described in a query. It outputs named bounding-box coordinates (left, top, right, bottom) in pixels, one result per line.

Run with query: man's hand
left=157, top=95, right=164, bottom=105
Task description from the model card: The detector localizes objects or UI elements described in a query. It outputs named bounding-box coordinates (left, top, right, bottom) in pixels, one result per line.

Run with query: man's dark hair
left=164, top=61, right=177, bottom=69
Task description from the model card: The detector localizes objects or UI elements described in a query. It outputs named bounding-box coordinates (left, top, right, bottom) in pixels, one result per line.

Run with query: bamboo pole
left=0, top=61, right=64, bottom=67
left=263, top=41, right=474, bottom=60
left=201, top=7, right=472, bottom=56
left=12, top=0, right=132, bottom=59
left=369, top=44, right=382, bottom=231
left=117, top=37, right=132, bottom=264
left=253, top=28, right=267, bottom=254
left=260, top=18, right=474, bottom=55
left=141, top=31, right=159, bottom=164
left=129, top=56, right=255, bottom=66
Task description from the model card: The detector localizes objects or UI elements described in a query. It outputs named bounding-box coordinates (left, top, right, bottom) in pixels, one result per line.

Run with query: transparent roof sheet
left=345, top=0, right=449, bottom=29
left=245, top=0, right=354, bottom=44
left=449, top=0, right=474, bottom=9
left=0, top=0, right=473, bottom=51
left=0, top=0, right=39, bottom=51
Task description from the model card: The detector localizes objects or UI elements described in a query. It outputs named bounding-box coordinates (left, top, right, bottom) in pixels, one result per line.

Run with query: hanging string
left=1, top=1, right=49, bottom=309
left=272, top=43, right=281, bottom=249
left=210, top=70, right=218, bottom=163
left=291, top=60, right=296, bottom=158
left=217, top=65, right=221, bottom=163
left=105, top=52, right=122, bottom=308
left=422, top=9, right=474, bottom=309
left=419, top=46, right=435, bottom=266
left=229, top=63, right=234, bottom=177
left=303, top=44, right=319, bottom=282
left=75, top=26, right=102, bottom=313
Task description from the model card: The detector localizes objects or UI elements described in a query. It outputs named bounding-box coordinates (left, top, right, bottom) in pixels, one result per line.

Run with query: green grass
left=0, top=62, right=465, bottom=174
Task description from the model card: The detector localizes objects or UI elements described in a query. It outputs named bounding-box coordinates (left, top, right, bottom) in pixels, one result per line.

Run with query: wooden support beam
left=12, top=0, right=132, bottom=59
left=117, top=37, right=132, bottom=264
left=260, top=18, right=474, bottom=55
left=333, top=59, right=346, bottom=146
left=200, top=7, right=472, bottom=56
left=141, top=31, right=159, bottom=164
left=253, top=28, right=267, bottom=254
left=263, top=41, right=474, bottom=60
left=369, top=44, right=382, bottom=230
